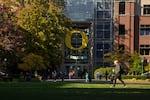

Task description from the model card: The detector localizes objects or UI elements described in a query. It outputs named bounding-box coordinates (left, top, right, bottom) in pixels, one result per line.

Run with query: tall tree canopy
left=0, top=0, right=72, bottom=72
left=104, top=48, right=130, bottom=64
left=0, top=0, right=24, bottom=74
left=129, top=51, right=142, bottom=75
left=17, top=0, right=72, bottom=69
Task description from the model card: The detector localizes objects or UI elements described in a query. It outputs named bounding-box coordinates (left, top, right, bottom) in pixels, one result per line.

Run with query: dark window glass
left=105, top=2, right=111, bottom=9
left=140, top=29, right=145, bottom=35
left=97, top=24, right=103, bottom=29
left=145, top=49, right=150, bottom=55
left=140, top=25, right=150, bottom=35
left=140, top=45, right=150, bottom=55
left=97, top=43, right=103, bottom=49
left=143, top=5, right=150, bottom=15
left=71, top=33, right=82, bottom=48
left=104, top=31, right=110, bottom=38
left=104, top=22, right=110, bottom=30
left=96, top=51, right=103, bottom=58
left=97, top=11, right=103, bottom=18
left=96, top=31, right=103, bottom=38
left=97, top=2, right=103, bottom=10
left=119, top=2, right=125, bottom=14
left=146, top=29, right=150, bottom=35
left=104, top=43, right=110, bottom=49
left=140, top=49, right=144, bottom=55
left=119, top=24, right=125, bottom=35
left=104, top=11, right=111, bottom=18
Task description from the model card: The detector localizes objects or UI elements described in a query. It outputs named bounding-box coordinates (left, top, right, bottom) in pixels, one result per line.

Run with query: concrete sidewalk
left=46, top=79, right=150, bottom=84
left=47, top=79, right=110, bottom=83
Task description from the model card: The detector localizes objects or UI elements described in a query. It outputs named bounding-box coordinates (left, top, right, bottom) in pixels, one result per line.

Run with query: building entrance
left=65, top=65, right=89, bottom=79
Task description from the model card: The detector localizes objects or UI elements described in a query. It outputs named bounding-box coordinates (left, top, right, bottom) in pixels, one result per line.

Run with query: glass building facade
left=94, top=0, right=114, bottom=68
left=62, top=0, right=114, bottom=78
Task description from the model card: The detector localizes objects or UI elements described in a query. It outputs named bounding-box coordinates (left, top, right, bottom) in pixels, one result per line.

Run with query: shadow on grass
left=0, top=82, right=149, bottom=100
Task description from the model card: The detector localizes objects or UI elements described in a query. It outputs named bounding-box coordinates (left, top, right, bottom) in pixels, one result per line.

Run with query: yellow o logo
left=65, top=30, right=88, bottom=50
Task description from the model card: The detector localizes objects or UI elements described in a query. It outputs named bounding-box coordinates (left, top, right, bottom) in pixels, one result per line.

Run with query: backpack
left=120, top=63, right=128, bottom=75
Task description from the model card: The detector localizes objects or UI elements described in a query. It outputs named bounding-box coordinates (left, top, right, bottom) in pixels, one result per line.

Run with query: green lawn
left=0, top=82, right=150, bottom=100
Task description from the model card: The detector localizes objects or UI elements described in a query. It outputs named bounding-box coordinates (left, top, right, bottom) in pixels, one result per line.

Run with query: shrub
left=122, top=75, right=147, bottom=80
left=94, top=67, right=113, bottom=79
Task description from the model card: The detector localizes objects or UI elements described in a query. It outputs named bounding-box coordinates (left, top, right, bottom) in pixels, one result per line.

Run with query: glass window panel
left=119, top=24, right=125, bottom=35
left=105, top=2, right=111, bottom=9
left=104, top=11, right=111, bottom=18
left=97, top=43, right=103, bottom=49
left=104, top=31, right=110, bottom=38
left=104, top=22, right=110, bottom=30
left=96, top=51, right=103, bottom=58
left=140, top=26, right=150, bottom=35
left=104, top=43, right=110, bottom=49
left=71, top=33, right=82, bottom=48
left=97, top=11, right=103, bottom=18
left=97, top=2, right=103, bottom=10
left=140, top=45, right=144, bottom=47
left=63, top=0, right=94, bottom=21
left=143, top=5, right=150, bottom=15
left=140, top=29, right=145, bottom=35
left=145, top=49, right=150, bottom=55
left=146, top=29, right=150, bottom=35
left=97, top=21, right=103, bottom=25
left=97, top=24, right=103, bottom=29
left=96, top=31, right=103, bottom=38
left=119, top=2, right=125, bottom=14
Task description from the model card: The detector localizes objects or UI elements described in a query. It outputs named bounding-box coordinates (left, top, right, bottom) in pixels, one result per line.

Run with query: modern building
left=1, top=0, right=150, bottom=78
left=114, top=0, right=150, bottom=70
left=59, top=0, right=150, bottom=78
left=61, top=0, right=114, bottom=78
left=139, top=0, right=150, bottom=62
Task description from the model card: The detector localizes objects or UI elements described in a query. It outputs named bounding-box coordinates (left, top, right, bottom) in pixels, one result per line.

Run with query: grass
left=0, top=81, right=150, bottom=100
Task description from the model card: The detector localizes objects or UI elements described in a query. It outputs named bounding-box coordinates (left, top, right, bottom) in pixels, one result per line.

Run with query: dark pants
left=113, top=72, right=126, bottom=87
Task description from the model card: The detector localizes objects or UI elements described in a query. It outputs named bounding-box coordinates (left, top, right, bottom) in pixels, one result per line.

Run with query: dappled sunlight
left=107, top=91, right=142, bottom=94
left=0, top=82, right=150, bottom=100
left=57, top=83, right=110, bottom=88
left=54, top=82, right=150, bottom=89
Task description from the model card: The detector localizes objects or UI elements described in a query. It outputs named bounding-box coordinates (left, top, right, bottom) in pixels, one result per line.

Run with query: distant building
left=61, top=0, right=114, bottom=78
left=1, top=0, right=150, bottom=78
left=114, top=0, right=150, bottom=66
left=58, top=0, right=150, bottom=78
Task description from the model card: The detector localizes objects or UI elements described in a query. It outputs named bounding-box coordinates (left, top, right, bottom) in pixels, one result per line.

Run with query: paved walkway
left=46, top=79, right=150, bottom=84
left=47, top=79, right=110, bottom=83
left=46, top=79, right=150, bottom=85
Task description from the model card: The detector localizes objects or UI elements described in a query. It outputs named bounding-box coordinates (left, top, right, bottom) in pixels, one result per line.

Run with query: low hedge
left=122, top=75, right=147, bottom=80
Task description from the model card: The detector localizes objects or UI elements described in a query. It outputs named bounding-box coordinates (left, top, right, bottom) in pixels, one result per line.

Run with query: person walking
left=52, top=70, right=57, bottom=82
left=85, top=72, right=89, bottom=83
left=111, top=60, right=126, bottom=88
left=105, top=71, right=108, bottom=81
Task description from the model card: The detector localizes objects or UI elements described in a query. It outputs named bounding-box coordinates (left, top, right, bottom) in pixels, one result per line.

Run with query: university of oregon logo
left=65, top=30, right=88, bottom=50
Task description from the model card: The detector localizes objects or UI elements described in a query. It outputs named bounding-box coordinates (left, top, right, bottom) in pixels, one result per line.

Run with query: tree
left=0, top=0, right=25, bottom=74
left=17, top=0, right=72, bottom=68
left=0, top=0, right=72, bottom=74
left=145, top=64, right=150, bottom=72
left=129, top=51, right=142, bottom=75
left=104, top=48, right=130, bottom=65
left=18, top=53, right=46, bottom=71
